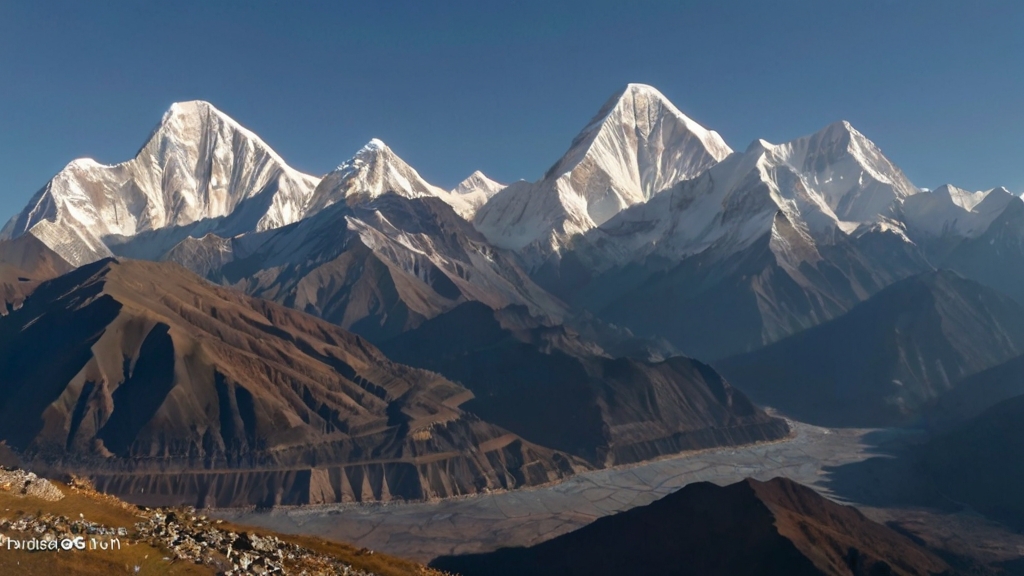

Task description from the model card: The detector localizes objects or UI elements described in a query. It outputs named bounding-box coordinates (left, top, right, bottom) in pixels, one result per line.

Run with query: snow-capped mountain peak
left=579, top=119, right=928, bottom=273
left=901, top=184, right=1015, bottom=239
left=303, top=139, right=480, bottom=219
left=452, top=170, right=505, bottom=197
left=2, top=100, right=320, bottom=265
left=766, top=120, right=919, bottom=225
left=548, top=83, right=733, bottom=200
left=474, top=83, right=733, bottom=262
left=449, top=171, right=506, bottom=217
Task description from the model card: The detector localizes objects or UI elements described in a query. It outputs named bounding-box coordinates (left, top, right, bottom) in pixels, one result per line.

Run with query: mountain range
left=4, top=82, right=1024, bottom=506
left=717, top=270, right=1024, bottom=426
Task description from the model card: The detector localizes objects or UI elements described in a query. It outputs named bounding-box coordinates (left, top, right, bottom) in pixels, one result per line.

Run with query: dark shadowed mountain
left=717, top=270, right=1024, bottom=427
left=924, top=351, right=1024, bottom=431
left=921, top=391, right=1024, bottom=531
left=938, top=198, right=1024, bottom=306
left=556, top=222, right=929, bottom=362
left=0, top=259, right=585, bottom=507
left=379, top=301, right=789, bottom=466
left=430, top=477, right=951, bottom=576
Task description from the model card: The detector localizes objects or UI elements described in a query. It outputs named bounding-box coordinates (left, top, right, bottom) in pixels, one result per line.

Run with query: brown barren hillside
left=0, top=259, right=585, bottom=507
left=431, top=477, right=952, bottom=576
left=0, top=235, right=73, bottom=314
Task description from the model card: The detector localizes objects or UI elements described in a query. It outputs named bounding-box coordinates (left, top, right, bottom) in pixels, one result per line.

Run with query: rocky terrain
left=0, top=466, right=447, bottom=576
left=0, top=259, right=584, bottom=507
left=201, top=192, right=565, bottom=344
left=0, top=468, right=66, bottom=501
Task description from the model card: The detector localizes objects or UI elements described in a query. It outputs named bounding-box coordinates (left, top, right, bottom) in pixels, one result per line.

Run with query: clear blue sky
left=2, top=1, right=1022, bottom=223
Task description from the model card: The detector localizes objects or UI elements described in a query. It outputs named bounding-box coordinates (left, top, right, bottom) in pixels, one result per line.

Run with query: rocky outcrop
left=0, top=467, right=64, bottom=501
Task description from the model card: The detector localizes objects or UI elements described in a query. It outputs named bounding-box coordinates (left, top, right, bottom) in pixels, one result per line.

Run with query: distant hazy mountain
left=933, top=195, right=1024, bottom=304
left=901, top=184, right=1014, bottom=242
left=922, top=390, right=1024, bottom=531
left=451, top=170, right=505, bottom=214
left=431, top=477, right=950, bottom=576
left=379, top=301, right=789, bottom=465
left=717, top=270, right=1024, bottom=427
left=0, top=259, right=584, bottom=506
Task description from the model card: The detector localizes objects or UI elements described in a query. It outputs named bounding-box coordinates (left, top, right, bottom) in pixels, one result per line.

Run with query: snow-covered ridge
left=474, top=83, right=733, bottom=263
left=901, top=184, right=1015, bottom=239
left=2, top=100, right=320, bottom=265
left=304, top=139, right=481, bottom=219
left=6, top=85, right=1019, bottom=280
left=766, top=120, right=919, bottom=224
left=583, top=119, right=926, bottom=271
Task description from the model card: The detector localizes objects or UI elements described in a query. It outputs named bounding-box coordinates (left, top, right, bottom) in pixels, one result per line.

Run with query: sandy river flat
left=214, top=420, right=892, bottom=562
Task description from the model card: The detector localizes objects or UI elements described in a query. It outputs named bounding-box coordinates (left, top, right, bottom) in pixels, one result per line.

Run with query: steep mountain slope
left=934, top=196, right=1024, bottom=304
left=1, top=101, right=320, bottom=266
left=717, top=270, right=1024, bottom=427
left=474, top=83, right=731, bottom=265
left=900, top=185, right=1014, bottom=243
left=379, top=302, right=789, bottom=465
left=303, top=139, right=480, bottom=219
left=925, top=352, right=1024, bottom=429
left=0, top=235, right=73, bottom=314
left=921, top=391, right=1024, bottom=531
left=167, top=192, right=566, bottom=343
left=0, top=469, right=451, bottom=576
left=431, top=477, right=951, bottom=576
left=538, top=120, right=930, bottom=360
left=0, top=259, right=583, bottom=507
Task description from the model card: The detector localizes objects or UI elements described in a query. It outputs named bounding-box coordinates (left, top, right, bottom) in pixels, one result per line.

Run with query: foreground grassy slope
left=0, top=475, right=447, bottom=576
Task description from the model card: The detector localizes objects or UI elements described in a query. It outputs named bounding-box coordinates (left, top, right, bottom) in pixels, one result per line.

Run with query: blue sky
left=1, top=1, right=1022, bottom=223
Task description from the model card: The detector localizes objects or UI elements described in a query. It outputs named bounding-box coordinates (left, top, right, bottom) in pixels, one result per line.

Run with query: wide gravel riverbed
left=214, top=420, right=883, bottom=562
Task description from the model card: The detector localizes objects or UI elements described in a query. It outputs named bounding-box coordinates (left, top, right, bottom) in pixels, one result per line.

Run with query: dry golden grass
left=0, top=480, right=454, bottom=576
